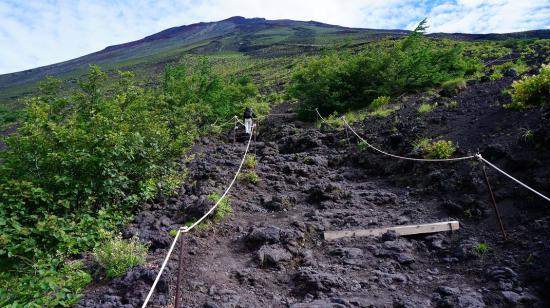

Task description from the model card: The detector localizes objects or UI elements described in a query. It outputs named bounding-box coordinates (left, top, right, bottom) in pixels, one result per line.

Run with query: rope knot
left=474, top=153, right=483, bottom=161
left=179, top=226, right=190, bottom=233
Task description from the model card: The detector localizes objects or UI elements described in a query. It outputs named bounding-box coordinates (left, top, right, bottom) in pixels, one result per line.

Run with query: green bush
left=424, top=140, right=456, bottom=159
left=418, top=103, right=437, bottom=113
left=368, top=107, right=399, bottom=118
left=441, top=77, right=466, bottom=93
left=289, top=19, right=481, bottom=118
left=244, top=154, right=257, bottom=169
left=490, top=71, right=503, bottom=80
left=93, top=236, right=148, bottom=278
left=447, top=101, right=459, bottom=109
left=0, top=59, right=264, bottom=306
left=472, top=242, right=491, bottom=255
left=241, top=171, right=261, bottom=185
left=369, top=96, right=391, bottom=110
left=0, top=258, right=91, bottom=307
left=506, top=64, right=550, bottom=110
left=208, top=193, right=233, bottom=221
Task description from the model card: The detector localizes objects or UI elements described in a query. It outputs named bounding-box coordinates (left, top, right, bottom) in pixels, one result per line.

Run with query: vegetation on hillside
left=506, top=64, right=550, bottom=110
left=289, top=19, right=482, bottom=118
left=0, top=17, right=549, bottom=307
left=0, top=58, right=261, bottom=306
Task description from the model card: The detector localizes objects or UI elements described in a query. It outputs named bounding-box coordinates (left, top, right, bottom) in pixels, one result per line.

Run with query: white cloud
left=0, top=0, right=548, bottom=74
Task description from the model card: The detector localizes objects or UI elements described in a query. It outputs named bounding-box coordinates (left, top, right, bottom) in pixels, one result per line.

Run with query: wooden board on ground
left=324, top=221, right=459, bottom=241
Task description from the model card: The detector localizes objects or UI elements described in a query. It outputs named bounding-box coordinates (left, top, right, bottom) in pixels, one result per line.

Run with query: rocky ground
left=78, top=71, right=550, bottom=307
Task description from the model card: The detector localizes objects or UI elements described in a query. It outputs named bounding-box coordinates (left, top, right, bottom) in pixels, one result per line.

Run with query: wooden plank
left=324, top=221, right=459, bottom=241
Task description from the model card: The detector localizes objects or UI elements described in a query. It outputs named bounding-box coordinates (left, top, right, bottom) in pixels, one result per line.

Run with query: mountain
left=0, top=16, right=549, bottom=104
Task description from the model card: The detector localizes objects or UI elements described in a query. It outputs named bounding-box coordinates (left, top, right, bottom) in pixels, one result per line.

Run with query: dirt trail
left=79, top=79, right=550, bottom=307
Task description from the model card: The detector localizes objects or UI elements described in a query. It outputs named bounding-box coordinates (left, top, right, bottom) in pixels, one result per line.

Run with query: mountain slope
left=0, top=17, right=405, bottom=97
left=1, top=16, right=549, bottom=105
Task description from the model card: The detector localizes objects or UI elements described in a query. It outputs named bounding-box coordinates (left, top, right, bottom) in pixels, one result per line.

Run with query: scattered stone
left=257, top=245, right=293, bottom=267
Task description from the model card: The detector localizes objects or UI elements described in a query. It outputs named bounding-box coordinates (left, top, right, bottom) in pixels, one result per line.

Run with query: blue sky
left=0, top=0, right=549, bottom=74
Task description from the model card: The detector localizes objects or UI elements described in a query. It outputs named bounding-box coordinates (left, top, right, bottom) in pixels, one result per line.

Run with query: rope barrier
left=315, top=108, right=337, bottom=129
left=141, top=128, right=255, bottom=308
left=315, top=109, right=550, bottom=202
left=341, top=116, right=476, bottom=162
left=476, top=154, right=550, bottom=202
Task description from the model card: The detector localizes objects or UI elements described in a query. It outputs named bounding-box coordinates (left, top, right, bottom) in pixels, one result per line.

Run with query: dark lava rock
left=309, top=183, right=344, bottom=203
left=294, top=268, right=346, bottom=294
left=257, top=245, right=293, bottom=267
left=329, top=247, right=363, bottom=259
left=457, top=292, right=485, bottom=308
left=246, top=225, right=303, bottom=247
left=482, top=143, right=508, bottom=160
left=503, top=67, right=518, bottom=77
left=263, top=195, right=295, bottom=211
left=396, top=253, right=415, bottom=265
left=381, top=230, right=399, bottom=241
left=185, top=195, right=213, bottom=219
left=138, top=229, right=172, bottom=250
left=77, top=266, right=171, bottom=308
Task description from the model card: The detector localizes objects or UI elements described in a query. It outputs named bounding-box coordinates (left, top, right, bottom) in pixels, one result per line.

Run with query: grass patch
left=208, top=193, right=233, bottom=221
left=413, top=138, right=457, bottom=159
left=519, top=128, right=535, bottom=144
left=447, top=101, right=459, bottom=109
left=472, top=242, right=491, bottom=256
left=417, top=102, right=437, bottom=113
left=369, top=96, right=391, bottom=110
left=240, top=171, right=261, bottom=185
left=93, top=236, right=148, bottom=278
left=244, top=154, right=257, bottom=169
left=368, top=107, right=398, bottom=118
left=441, top=77, right=466, bottom=93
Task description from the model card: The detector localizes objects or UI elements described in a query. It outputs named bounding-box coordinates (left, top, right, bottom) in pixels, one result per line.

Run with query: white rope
left=476, top=154, right=550, bottom=202
left=183, top=128, right=254, bottom=231
left=315, top=108, right=337, bottom=129
left=141, top=128, right=254, bottom=307
left=319, top=110, right=548, bottom=201
left=211, top=116, right=243, bottom=128
left=141, top=229, right=181, bottom=308
left=343, top=117, right=475, bottom=162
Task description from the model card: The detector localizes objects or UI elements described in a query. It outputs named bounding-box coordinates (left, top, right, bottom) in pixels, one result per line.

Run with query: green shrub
left=506, top=64, right=550, bottom=110
left=369, top=96, right=391, bottom=110
left=418, top=103, right=437, bottom=113
left=447, top=101, right=459, bottom=109
left=183, top=219, right=210, bottom=231
left=424, top=140, right=456, bottom=159
left=519, top=128, right=535, bottom=144
left=244, top=154, right=257, bottom=169
left=289, top=19, right=481, bottom=118
left=413, top=137, right=431, bottom=151
left=472, top=242, right=490, bottom=255
left=490, top=71, right=503, bottom=80
left=368, top=107, right=398, bottom=118
left=0, top=258, right=91, bottom=307
left=0, top=59, right=264, bottom=305
left=441, top=77, right=466, bottom=93
left=169, top=229, right=178, bottom=237
left=93, top=236, right=148, bottom=278
left=240, top=171, right=261, bottom=185
left=208, top=193, right=233, bottom=221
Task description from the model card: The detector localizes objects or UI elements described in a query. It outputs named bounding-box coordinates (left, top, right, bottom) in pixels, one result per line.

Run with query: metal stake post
left=481, top=163, right=508, bottom=240
left=174, top=234, right=185, bottom=307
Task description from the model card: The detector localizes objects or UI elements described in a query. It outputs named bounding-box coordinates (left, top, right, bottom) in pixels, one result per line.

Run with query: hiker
left=243, top=107, right=255, bottom=135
